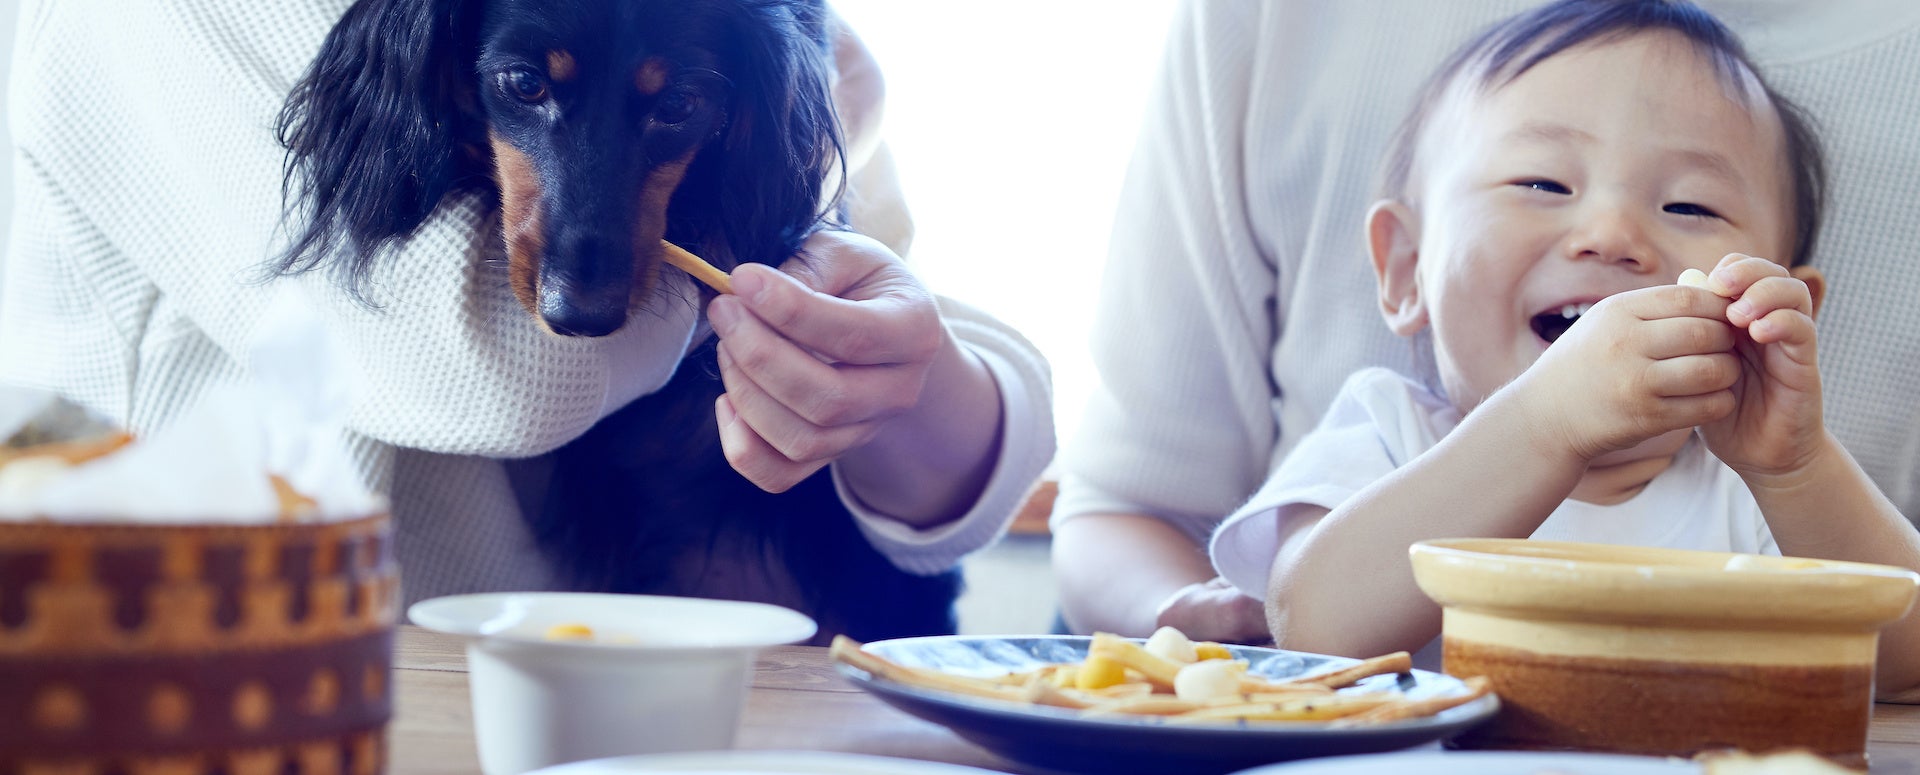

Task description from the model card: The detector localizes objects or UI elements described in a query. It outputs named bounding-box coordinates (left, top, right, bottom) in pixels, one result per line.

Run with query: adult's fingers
left=716, top=345, right=884, bottom=461
left=715, top=394, right=827, bottom=494
left=726, top=261, right=942, bottom=367
left=711, top=299, right=924, bottom=425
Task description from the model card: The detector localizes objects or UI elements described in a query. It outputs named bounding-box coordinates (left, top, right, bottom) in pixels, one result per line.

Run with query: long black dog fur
left=276, top=0, right=960, bottom=642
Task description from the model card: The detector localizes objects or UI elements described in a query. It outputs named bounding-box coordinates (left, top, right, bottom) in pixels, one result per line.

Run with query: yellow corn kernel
left=1076, top=654, right=1128, bottom=690
left=1194, top=642, right=1234, bottom=661
left=544, top=623, right=595, bottom=641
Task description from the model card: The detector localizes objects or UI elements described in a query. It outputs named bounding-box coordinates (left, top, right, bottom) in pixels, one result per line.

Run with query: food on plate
left=1696, top=748, right=1857, bottom=774
left=544, top=623, right=597, bottom=641
left=830, top=628, right=1492, bottom=726
left=1144, top=625, right=1199, bottom=663
left=1173, top=657, right=1246, bottom=702
left=0, top=395, right=322, bottom=522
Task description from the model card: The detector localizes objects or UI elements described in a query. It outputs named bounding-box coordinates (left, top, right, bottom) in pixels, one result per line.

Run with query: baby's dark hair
left=1379, top=0, right=1826, bottom=266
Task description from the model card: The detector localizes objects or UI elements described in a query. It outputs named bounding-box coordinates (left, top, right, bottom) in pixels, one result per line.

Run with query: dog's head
left=277, top=0, right=843, bottom=336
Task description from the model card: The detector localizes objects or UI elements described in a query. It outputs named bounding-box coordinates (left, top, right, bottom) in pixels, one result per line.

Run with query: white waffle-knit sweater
left=1056, top=0, right=1920, bottom=550
left=0, top=0, right=1055, bottom=604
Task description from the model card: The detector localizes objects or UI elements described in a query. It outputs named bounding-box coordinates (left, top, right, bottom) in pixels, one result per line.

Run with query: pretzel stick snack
left=0, top=432, right=134, bottom=469
left=661, top=241, right=734, bottom=295
left=829, top=635, right=1024, bottom=703
left=1288, top=651, right=1413, bottom=690
left=1332, top=676, right=1493, bottom=726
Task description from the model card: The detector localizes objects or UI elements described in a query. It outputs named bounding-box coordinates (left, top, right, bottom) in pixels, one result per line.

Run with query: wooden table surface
left=391, top=625, right=1920, bottom=774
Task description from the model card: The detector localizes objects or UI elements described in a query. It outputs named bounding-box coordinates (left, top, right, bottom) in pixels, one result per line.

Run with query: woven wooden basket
left=0, top=514, right=398, bottom=775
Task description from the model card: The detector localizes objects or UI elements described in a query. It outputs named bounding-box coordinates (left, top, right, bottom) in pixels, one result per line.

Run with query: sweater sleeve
left=5, top=0, right=695, bottom=458
left=1209, top=369, right=1451, bottom=598
left=1051, top=0, right=1279, bottom=544
left=833, top=295, right=1055, bottom=574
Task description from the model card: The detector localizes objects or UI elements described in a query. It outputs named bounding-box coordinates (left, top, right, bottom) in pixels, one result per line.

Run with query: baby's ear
left=1367, top=199, right=1427, bottom=335
left=1790, top=265, right=1826, bottom=319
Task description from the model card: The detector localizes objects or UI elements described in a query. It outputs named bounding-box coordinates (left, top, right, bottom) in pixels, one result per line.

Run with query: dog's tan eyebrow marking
left=635, top=58, right=671, bottom=96
left=547, top=50, right=577, bottom=82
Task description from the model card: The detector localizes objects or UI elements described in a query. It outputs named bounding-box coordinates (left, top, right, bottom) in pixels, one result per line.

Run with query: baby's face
left=1407, top=30, right=1794, bottom=412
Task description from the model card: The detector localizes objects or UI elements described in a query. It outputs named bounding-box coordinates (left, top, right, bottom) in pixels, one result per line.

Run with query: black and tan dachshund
left=275, top=0, right=959, bottom=642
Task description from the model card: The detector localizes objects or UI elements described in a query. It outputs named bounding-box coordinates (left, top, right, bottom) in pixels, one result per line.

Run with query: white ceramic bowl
left=408, top=593, right=817, bottom=775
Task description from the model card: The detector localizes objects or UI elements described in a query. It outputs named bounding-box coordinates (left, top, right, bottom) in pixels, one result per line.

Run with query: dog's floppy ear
left=681, top=0, right=846, bottom=269
left=274, top=0, right=484, bottom=293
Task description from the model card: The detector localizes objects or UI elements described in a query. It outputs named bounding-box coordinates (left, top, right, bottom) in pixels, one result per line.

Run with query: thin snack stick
left=1241, top=687, right=1338, bottom=701
left=988, top=665, right=1058, bottom=686
left=1022, top=676, right=1096, bottom=710
left=829, top=636, right=1024, bottom=703
left=1089, top=633, right=1183, bottom=690
left=0, top=432, right=134, bottom=469
left=269, top=474, right=319, bottom=522
left=661, top=240, right=734, bottom=295
left=1075, top=682, right=1155, bottom=700
left=1080, top=695, right=1207, bottom=717
left=1287, top=651, right=1413, bottom=689
left=1165, top=702, right=1368, bottom=725
left=1237, top=676, right=1334, bottom=696
left=1333, top=676, right=1493, bottom=726
left=1181, top=692, right=1401, bottom=723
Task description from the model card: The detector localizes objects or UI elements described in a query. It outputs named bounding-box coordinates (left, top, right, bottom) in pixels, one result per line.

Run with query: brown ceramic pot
left=1410, top=539, right=1919, bottom=769
left=0, top=514, right=399, bottom=775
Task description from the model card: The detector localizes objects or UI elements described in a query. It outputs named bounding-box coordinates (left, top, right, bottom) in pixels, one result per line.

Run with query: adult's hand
left=704, top=231, right=1001, bottom=526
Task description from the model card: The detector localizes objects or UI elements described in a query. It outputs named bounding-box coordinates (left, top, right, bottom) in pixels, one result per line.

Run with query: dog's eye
left=653, top=90, right=699, bottom=125
left=503, top=69, right=549, bottom=103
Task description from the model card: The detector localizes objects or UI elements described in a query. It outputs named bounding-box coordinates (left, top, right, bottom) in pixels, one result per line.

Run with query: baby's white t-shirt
left=1210, top=367, right=1780, bottom=600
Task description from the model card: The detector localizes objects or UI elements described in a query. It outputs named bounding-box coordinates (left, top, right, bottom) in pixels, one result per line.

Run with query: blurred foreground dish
left=0, top=421, right=398, bottom=775
left=1411, top=539, right=1920, bottom=770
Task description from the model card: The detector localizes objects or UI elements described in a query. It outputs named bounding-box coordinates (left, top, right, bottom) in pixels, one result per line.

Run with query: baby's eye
left=1663, top=202, right=1722, bottom=219
left=1514, top=179, right=1571, bottom=195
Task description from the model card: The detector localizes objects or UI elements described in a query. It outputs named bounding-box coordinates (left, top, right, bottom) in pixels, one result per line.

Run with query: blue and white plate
left=835, top=635, right=1499, bottom=775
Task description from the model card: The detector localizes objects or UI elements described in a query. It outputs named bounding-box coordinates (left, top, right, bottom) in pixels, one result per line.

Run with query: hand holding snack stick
left=705, top=231, right=1005, bottom=532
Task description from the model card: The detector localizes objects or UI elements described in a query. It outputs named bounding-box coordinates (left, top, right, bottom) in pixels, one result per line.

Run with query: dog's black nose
left=541, top=302, right=625, bottom=336
left=540, top=287, right=629, bottom=337
left=540, top=231, right=634, bottom=337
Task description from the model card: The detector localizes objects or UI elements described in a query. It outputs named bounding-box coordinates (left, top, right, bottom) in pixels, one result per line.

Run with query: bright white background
left=831, top=2, right=1181, bottom=633
left=831, top=0, right=1179, bottom=458
left=1, top=0, right=18, bottom=271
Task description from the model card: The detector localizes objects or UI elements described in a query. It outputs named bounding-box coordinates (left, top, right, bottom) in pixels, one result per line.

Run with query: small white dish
left=526, top=750, right=1007, bottom=775
left=409, top=592, right=817, bottom=775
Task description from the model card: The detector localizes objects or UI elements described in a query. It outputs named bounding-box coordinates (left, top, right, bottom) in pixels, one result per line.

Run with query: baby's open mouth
left=1530, top=302, right=1594, bottom=343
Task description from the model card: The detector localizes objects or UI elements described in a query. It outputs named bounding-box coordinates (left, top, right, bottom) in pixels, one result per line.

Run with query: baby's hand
left=1154, top=577, right=1270, bottom=645
left=1516, top=284, right=1739, bottom=462
left=1690, top=254, right=1825, bottom=479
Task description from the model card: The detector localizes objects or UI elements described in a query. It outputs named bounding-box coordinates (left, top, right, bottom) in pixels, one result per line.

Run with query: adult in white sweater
left=0, top=0, right=1055, bottom=609
left=1053, top=0, right=1920, bottom=642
